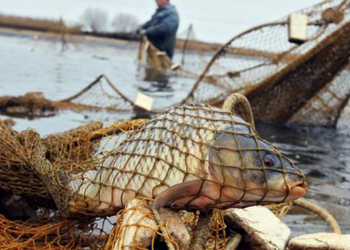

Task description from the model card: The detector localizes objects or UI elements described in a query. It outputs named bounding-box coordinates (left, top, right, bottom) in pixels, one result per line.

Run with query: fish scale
left=68, top=104, right=305, bottom=214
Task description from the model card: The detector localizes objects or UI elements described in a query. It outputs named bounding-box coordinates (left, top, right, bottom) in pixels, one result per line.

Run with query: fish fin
left=154, top=180, right=204, bottom=210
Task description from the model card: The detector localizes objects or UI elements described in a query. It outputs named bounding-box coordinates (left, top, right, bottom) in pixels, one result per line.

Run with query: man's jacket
left=142, top=4, right=179, bottom=59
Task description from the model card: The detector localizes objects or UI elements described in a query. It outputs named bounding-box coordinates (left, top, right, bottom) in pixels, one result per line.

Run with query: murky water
left=1, top=31, right=350, bottom=237
left=0, top=30, right=196, bottom=133
left=257, top=123, right=350, bottom=235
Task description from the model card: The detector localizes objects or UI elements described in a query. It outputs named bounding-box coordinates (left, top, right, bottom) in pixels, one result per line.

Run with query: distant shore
left=2, top=13, right=276, bottom=61
left=0, top=26, right=138, bottom=49
left=0, top=13, right=224, bottom=52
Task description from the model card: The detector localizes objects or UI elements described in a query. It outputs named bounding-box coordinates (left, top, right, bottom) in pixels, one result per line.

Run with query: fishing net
left=138, top=25, right=214, bottom=77
left=176, top=24, right=207, bottom=74
left=0, top=99, right=305, bottom=249
left=43, top=104, right=305, bottom=218
left=107, top=0, right=350, bottom=127
left=0, top=92, right=57, bottom=118
left=56, top=75, right=135, bottom=113
left=105, top=198, right=181, bottom=250
left=0, top=117, right=15, bottom=129
left=2, top=0, right=350, bottom=127
left=0, top=120, right=106, bottom=205
left=138, top=36, right=173, bottom=71
left=0, top=212, right=112, bottom=249
left=47, top=0, right=350, bottom=127
left=0, top=75, right=135, bottom=118
left=105, top=201, right=226, bottom=250
left=289, top=61, right=350, bottom=126
left=183, top=0, right=350, bottom=127
left=0, top=119, right=147, bottom=249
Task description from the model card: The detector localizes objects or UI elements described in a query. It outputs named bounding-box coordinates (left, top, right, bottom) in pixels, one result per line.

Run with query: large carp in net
left=0, top=101, right=306, bottom=249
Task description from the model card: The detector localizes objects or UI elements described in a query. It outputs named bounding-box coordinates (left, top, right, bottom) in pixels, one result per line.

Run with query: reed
left=0, top=13, right=81, bottom=34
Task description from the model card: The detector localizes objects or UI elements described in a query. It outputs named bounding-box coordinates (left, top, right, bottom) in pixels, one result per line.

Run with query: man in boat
left=139, top=0, right=179, bottom=59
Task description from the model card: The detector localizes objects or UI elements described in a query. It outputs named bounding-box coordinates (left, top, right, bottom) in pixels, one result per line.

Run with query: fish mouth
left=283, top=181, right=307, bottom=199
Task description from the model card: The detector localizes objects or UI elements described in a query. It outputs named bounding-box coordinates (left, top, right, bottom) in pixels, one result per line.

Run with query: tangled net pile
left=0, top=118, right=146, bottom=249
left=0, top=95, right=306, bottom=249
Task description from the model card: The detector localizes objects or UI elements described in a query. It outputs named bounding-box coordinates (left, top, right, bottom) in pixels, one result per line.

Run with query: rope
left=224, top=232, right=242, bottom=250
left=189, top=213, right=211, bottom=250
left=222, top=93, right=255, bottom=128
left=150, top=204, right=176, bottom=250
left=294, top=199, right=342, bottom=234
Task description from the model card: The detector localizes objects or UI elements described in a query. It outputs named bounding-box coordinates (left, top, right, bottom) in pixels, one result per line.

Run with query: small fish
left=67, top=104, right=306, bottom=215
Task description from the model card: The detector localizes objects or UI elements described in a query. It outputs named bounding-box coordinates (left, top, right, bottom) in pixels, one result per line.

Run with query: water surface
left=0, top=31, right=349, bottom=237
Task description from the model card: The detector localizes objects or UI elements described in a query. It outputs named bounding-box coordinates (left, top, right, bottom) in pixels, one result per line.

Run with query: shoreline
left=0, top=27, right=139, bottom=49
left=0, top=24, right=224, bottom=53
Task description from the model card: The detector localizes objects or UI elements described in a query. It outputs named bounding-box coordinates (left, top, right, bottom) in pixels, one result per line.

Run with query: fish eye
left=264, top=154, right=275, bottom=167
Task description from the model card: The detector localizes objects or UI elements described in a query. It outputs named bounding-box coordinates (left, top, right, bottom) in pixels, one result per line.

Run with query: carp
left=67, top=104, right=306, bottom=214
